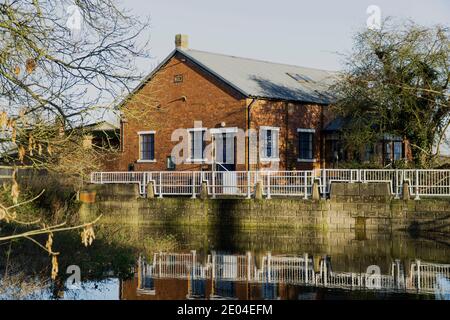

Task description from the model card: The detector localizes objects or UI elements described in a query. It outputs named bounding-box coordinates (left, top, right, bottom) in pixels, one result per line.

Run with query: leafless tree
left=332, top=19, right=450, bottom=167
left=0, top=0, right=151, bottom=281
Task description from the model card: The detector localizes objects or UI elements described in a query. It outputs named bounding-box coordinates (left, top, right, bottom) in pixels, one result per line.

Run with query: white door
left=223, top=172, right=238, bottom=195
left=211, top=128, right=239, bottom=195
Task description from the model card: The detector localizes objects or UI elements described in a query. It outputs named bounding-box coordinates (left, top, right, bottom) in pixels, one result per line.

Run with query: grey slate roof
left=180, top=48, right=337, bottom=104
left=81, top=121, right=119, bottom=132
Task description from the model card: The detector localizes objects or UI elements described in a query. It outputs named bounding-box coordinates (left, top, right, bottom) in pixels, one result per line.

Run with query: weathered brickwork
left=110, top=52, right=333, bottom=172
left=116, top=52, right=247, bottom=171
left=248, top=99, right=332, bottom=170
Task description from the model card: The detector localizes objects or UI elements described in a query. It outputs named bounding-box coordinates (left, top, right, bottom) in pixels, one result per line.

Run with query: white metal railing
left=91, top=171, right=147, bottom=194
left=90, top=169, right=450, bottom=199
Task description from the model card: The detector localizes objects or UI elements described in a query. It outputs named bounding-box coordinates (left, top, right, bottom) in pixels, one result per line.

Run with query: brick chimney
left=175, top=34, right=189, bottom=49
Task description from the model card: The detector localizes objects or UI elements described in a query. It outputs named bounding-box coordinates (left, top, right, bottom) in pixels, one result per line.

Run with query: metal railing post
left=158, top=172, right=163, bottom=198
left=303, top=171, right=308, bottom=199
left=415, top=170, right=420, bottom=200
left=266, top=173, right=271, bottom=199
left=394, top=170, right=400, bottom=199
left=247, top=171, right=251, bottom=199
left=191, top=171, right=197, bottom=199
left=100, top=172, right=103, bottom=184
left=143, top=172, right=147, bottom=195
left=322, top=169, right=326, bottom=199
left=212, top=171, right=216, bottom=199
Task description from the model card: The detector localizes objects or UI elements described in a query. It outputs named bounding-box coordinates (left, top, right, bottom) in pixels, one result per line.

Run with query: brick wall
left=249, top=99, right=333, bottom=170
left=116, top=52, right=247, bottom=171
left=112, top=52, right=333, bottom=171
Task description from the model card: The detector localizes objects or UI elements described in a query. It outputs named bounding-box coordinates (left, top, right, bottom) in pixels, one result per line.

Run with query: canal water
left=0, top=224, right=449, bottom=300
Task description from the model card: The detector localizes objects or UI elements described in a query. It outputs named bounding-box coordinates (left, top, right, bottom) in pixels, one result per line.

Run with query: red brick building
left=111, top=35, right=409, bottom=172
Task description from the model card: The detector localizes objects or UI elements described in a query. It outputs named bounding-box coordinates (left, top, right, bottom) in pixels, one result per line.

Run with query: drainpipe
left=120, top=115, right=128, bottom=153
left=246, top=98, right=257, bottom=171
left=320, top=104, right=325, bottom=169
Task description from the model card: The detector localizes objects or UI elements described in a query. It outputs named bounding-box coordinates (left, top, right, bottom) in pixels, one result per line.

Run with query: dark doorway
left=215, top=133, right=236, bottom=171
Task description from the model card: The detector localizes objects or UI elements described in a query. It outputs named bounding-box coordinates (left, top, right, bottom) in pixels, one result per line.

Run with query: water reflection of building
left=122, top=251, right=450, bottom=300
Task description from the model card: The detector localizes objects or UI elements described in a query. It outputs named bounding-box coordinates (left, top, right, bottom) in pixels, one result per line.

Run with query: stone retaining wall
left=81, top=183, right=450, bottom=233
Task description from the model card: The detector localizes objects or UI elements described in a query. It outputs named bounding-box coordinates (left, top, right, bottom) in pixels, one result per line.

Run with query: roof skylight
left=286, top=72, right=313, bottom=83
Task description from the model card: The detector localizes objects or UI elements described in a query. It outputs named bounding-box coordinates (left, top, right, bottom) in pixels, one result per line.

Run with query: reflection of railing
left=315, top=258, right=406, bottom=291
left=137, top=256, right=155, bottom=295
left=256, top=253, right=315, bottom=285
left=91, top=169, right=450, bottom=199
left=151, top=251, right=210, bottom=279
left=212, top=253, right=249, bottom=281
left=409, top=260, right=450, bottom=293
left=137, top=252, right=450, bottom=296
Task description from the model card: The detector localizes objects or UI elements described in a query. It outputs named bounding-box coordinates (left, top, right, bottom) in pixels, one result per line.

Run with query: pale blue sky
left=126, top=0, right=449, bottom=72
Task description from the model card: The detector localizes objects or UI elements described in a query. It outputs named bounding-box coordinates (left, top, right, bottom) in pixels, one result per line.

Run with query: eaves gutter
left=247, top=94, right=334, bottom=106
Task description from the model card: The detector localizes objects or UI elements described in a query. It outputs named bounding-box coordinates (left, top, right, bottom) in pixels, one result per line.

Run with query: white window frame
left=210, top=127, right=238, bottom=165
left=260, top=126, right=280, bottom=162
left=297, top=128, right=316, bottom=163
left=187, top=127, right=208, bottom=163
left=137, top=130, right=156, bottom=163
left=209, top=127, right=238, bottom=134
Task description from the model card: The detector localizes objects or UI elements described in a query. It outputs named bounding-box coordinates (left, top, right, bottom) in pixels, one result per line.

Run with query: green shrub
left=17, top=171, right=81, bottom=223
